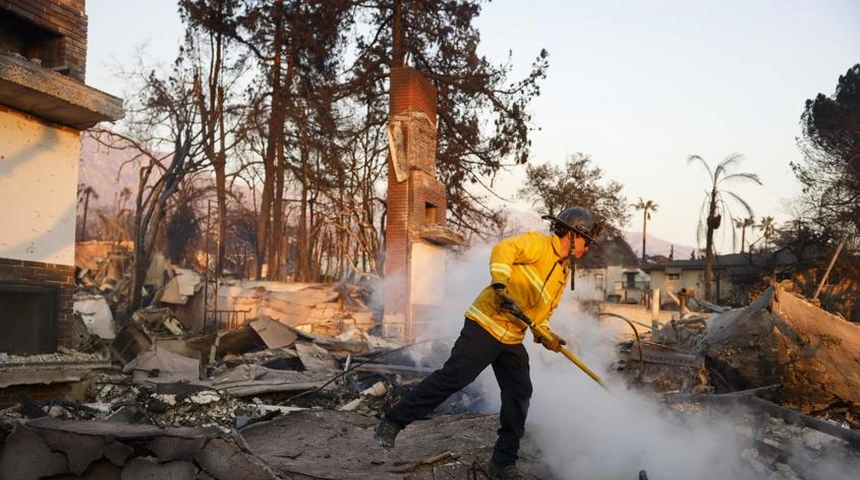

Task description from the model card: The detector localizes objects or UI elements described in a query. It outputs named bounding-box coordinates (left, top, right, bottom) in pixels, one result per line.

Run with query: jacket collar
left=551, top=234, right=564, bottom=261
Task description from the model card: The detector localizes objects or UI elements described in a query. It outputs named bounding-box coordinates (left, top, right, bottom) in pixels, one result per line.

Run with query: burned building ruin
left=0, top=0, right=123, bottom=355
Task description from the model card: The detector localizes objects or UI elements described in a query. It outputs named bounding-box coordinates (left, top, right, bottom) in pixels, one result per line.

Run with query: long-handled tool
left=505, top=307, right=608, bottom=390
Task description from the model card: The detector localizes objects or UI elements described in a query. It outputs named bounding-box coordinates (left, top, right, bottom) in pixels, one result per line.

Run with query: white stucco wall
left=411, top=242, right=446, bottom=305
left=0, top=108, right=80, bottom=265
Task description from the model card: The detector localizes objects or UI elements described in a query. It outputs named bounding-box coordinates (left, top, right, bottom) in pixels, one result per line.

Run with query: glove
left=533, top=329, right=567, bottom=352
left=493, top=283, right=522, bottom=315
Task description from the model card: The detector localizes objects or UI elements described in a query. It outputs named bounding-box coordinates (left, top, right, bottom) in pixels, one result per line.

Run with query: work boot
left=373, top=417, right=401, bottom=450
left=486, top=459, right=526, bottom=480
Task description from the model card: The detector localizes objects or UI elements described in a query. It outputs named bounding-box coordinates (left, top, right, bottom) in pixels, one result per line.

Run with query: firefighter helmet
left=541, top=206, right=600, bottom=245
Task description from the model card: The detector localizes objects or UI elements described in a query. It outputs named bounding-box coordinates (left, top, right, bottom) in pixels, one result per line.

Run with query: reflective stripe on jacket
left=465, top=231, right=569, bottom=344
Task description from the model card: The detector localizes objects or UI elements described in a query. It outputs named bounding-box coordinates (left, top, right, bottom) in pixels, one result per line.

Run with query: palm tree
left=733, top=216, right=755, bottom=253
left=633, top=198, right=658, bottom=262
left=757, top=216, right=776, bottom=251
left=77, top=183, right=99, bottom=241
left=687, top=153, right=762, bottom=302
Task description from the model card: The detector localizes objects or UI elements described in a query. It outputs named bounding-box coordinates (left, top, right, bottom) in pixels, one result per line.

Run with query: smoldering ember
left=2, top=1, right=860, bottom=480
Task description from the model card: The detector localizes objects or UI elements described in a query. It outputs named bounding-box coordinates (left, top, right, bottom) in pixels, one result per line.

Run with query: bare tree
left=180, top=0, right=251, bottom=279
left=91, top=56, right=210, bottom=313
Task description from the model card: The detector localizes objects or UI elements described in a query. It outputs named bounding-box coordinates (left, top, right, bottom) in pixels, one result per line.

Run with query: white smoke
left=407, top=242, right=501, bottom=404
left=527, top=318, right=751, bottom=480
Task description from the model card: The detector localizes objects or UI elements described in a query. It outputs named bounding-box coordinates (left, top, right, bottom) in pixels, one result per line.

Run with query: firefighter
left=374, top=206, right=600, bottom=480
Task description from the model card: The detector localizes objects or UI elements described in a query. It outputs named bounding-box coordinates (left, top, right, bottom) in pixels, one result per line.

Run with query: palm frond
left=723, top=190, right=755, bottom=218
left=686, top=154, right=713, bottom=179
left=719, top=172, right=763, bottom=185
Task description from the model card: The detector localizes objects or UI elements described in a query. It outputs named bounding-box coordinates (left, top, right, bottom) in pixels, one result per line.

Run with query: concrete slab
left=148, top=435, right=208, bottom=463
left=196, top=438, right=280, bottom=480
left=103, top=440, right=134, bottom=466
left=0, top=424, right=68, bottom=480
left=28, top=417, right=220, bottom=440
left=122, top=457, right=195, bottom=480
left=295, top=342, right=340, bottom=372
left=248, top=317, right=298, bottom=349
left=241, top=410, right=552, bottom=480
left=41, top=429, right=105, bottom=475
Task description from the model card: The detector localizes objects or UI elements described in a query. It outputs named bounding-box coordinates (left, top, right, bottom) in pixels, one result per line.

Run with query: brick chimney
left=384, top=67, right=463, bottom=341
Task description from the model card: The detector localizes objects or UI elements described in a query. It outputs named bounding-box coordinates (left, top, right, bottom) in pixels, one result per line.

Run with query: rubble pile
left=74, top=244, right=134, bottom=316
left=5, top=248, right=860, bottom=480
left=0, top=313, right=417, bottom=479
left=1, top=245, right=417, bottom=479
left=217, top=281, right=376, bottom=336
left=696, top=283, right=860, bottom=416
left=655, top=397, right=860, bottom=480
left=616, top=284, right=860, bottom=417
left=610, top=282, right=860, bottom=479
left=0, top=416, right=282, bottom=480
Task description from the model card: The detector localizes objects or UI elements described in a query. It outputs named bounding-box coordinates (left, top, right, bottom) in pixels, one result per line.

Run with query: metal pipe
left=813, top=235, right=848, bottom=301
left=599, top=311, right=645, bottom=382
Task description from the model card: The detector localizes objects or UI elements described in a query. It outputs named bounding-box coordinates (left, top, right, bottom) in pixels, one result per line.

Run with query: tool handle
left=506, top=308, right=608, bottom=390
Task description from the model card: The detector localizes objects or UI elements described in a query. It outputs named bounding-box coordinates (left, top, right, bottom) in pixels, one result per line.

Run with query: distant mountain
left=78, top=134, right=142, bottom=211
left=624, top=231, right=696, bottom=261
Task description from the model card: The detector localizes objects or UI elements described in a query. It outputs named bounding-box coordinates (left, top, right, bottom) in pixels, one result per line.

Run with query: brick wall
left=390, top=67, right=436, bottom=125
left=384, top=165, right=409, bottom=314
left=0, top=0, right=88, bottom=81
left=407, top=118, right=437, bottom=176
left=409, top=171, right=447, bottom=230
left=0, top=258, right=76, bottom=350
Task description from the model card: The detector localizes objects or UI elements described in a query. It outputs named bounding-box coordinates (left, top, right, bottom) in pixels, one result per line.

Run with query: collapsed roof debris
left=696, top=283, right=860, bottom=416
left=0, top=350, right=111, bottom=390
left=72, top=293, right=116, bottom=340
left=609, top=282, right=860, bottom=479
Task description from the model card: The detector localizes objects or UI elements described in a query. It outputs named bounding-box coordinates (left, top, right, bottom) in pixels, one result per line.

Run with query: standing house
left=573, top=235, right=647, bottom=303
left=642, top=250, right=799, bottom=307
left=0, top=0, right=122, bottom=354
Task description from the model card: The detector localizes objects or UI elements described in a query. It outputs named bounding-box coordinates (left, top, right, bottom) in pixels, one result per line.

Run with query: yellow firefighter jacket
left=465, top=231, right=569, bottom=344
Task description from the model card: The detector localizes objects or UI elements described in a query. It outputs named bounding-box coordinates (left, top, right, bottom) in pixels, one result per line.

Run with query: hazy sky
left=86, top=0, right=860, bottom=252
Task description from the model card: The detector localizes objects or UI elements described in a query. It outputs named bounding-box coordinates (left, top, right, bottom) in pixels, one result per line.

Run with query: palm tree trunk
left=704, top=228, right=714, bottom=302
left=82, top=192, right=90, bottom=241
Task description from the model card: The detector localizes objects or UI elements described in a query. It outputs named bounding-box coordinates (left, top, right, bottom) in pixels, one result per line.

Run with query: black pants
left=385, top=319, right=532, bottom=466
